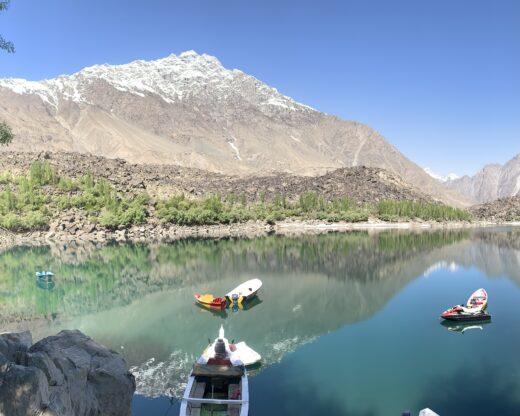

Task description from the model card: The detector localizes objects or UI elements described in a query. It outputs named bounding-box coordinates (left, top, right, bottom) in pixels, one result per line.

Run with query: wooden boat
left=226, top=279, right=262, bottom=303
left=194, top=293, right=227, bottom=309
left=441, top=288, right=490, bottom=321
left=180, top=326, right=249, bottom=416
left=201, top=325, right=261, bottom=367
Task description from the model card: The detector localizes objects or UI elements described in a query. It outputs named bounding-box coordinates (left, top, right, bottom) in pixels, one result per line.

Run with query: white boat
left=201, top=325, right=261, bottom=367
left=180, top=327, right=249, bottom=416
left=419, top=409, right=440, bottom=416
left=226, top=279, right=262, bottom=303
left=441, top=288, right=489, bottom=321
left=462, top=288, right=488, bottom=313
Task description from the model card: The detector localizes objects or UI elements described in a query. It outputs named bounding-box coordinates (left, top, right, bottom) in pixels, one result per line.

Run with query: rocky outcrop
left=0, top=227, right=15, bottom=250
left=0, top=150, right=433, bottom=204
left=0, top=330, right=135, bottom=416
left=470, top=196, right=520, bottom=222
left=446, top=153, right=520, bottom=203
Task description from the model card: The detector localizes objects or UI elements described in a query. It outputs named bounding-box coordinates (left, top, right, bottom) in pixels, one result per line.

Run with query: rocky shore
left=0, top=150, right=518, bottom=251
left=2, top=216, right=512, bottom=253
left=0, top=329, right=135, bottom=416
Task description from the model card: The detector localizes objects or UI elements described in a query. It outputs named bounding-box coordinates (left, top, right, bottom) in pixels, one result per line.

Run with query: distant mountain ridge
left=0, top=51, right=469, bottom=207
left=445, top=153, right=520, bottom=203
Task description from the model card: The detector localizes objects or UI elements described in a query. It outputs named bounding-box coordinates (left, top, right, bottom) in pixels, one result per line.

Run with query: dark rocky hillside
left=1, top=151, right=432, bottom=204
left=470, top=196, right=520, bottom=222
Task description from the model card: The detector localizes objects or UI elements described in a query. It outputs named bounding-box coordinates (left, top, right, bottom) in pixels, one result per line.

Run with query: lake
left=1, top=227, right=519, bottom=415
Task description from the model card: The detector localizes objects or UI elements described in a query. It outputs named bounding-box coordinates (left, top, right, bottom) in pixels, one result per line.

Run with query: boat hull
left=441, top=312, right=491, bottom=322
left=226, top=279, right=262, bottom=302
left=194, top=294, right=227, bottom=309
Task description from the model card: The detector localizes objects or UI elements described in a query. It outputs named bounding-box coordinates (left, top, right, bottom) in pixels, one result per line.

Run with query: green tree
left=0, top=1, right=14, bottom=146
left=0, top=1, right=14, bottom=53
left=0, top=121, right=13, bottom=146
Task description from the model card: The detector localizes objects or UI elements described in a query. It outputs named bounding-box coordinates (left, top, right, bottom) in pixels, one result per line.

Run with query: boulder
left=0, top=363, right=52, bottom=416
left=0, top=331, right=32, bottom=361
left=0, top=330, right=135, bottom=416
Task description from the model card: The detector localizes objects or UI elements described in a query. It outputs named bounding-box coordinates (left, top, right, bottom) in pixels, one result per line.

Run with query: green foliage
left=0, top=120, right=14, bottom=146
left=0, top=161, right=150, bottom=231
left=99, top=193, right=149, bottom=229
left=156, top=191, right=369, bottom=226
left=29, top=160, right=57, bottom=186
left=376, top=200, right=472, bottom=222
left=0, top=1, right=14, bottom=53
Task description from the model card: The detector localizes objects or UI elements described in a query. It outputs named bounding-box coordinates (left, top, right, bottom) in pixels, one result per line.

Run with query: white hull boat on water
left=441, top=288, right=490, bottom=322
left=201, top=325, right=261, bottom=367
left=226, top=279, right=262, bottom=303
left=180, top=326, right=251, bottom=416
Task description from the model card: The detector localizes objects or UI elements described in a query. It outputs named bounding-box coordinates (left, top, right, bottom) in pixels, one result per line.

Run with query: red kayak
left=194, top=293, right=227, bottom=309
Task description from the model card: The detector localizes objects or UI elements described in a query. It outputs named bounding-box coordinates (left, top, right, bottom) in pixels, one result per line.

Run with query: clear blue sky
left=1, top=0, right=519, bottom=177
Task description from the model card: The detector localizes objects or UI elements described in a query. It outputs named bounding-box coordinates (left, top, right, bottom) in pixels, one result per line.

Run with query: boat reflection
left=195, top=303, right=228, bottom=319
left=440, top=320, right=491, bottom=334
left=230, top=296, right=262, bottom=312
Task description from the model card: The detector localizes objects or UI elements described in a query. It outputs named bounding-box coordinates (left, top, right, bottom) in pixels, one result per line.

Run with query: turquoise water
left=1, top=228, right=520, bottom=415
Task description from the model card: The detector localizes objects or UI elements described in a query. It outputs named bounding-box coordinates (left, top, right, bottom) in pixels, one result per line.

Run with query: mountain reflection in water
left=1, top=227, right=520, bottom=414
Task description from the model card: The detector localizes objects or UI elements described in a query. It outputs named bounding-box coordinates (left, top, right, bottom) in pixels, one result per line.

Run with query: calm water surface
left=1, top=228, right=520, bottom=415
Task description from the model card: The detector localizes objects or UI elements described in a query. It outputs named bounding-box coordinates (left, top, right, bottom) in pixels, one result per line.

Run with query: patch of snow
left=0, top=51, right=317, bottom=115
left=227, top=135, right=242, bottom=161
left=423, top=261, right=459, bottom=277
left=0, top=78, right=58, bottom=108
left=290, top=135, right=301, bottom=142
left=424, top=167, right=459, bottom=183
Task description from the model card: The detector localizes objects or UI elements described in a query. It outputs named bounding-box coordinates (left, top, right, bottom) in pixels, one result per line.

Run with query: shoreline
left=2, top=219, right=520, bottom=251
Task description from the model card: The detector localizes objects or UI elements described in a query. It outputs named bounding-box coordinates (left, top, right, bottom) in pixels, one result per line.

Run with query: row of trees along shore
left=0, top=161, right=472, bottom=231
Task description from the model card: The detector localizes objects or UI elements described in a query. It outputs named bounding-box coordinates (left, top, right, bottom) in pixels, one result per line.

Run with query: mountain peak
left=423, top=167, right=459, bottom=183
left=0, top=51, right=310, bottom=113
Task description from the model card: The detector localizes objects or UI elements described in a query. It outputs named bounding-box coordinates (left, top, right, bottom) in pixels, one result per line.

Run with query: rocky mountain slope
left=0, top=51, right=469, bottom=207
left=0, top=151, right=433, bottom=204
left=470, top=196, right=520, bottom=222
left=445, top=153, right=520, bottom=203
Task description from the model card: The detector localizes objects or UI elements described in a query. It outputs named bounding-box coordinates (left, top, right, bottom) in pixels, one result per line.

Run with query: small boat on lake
left=36, top=271, right=54, bottom=280
left=180, top=326, right=249, bottom=416
left=441, top=288, right=491, bottom=322
left=226, top=279, right=262, bottom=303
left=201, top=325, right=261, bottom=367
left=194, top=293, right=227, bottom=309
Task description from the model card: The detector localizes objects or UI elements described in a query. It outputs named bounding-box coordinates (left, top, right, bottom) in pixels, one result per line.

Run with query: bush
left=0, top=121, right=13, bottom=146
left=376, top=200, right=472, bottom=222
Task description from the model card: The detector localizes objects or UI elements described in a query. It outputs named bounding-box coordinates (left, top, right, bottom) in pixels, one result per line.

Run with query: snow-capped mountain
left=423, top=167, right=459, bottom=183
left=0, top=51, right=312, bottom=115
left=0, top=51, right=469, bottom=206
left=444, top=153, right=520, bottom=202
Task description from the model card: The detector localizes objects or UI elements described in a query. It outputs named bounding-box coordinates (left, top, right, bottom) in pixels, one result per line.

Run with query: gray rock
left=0, top=363, right=50, bottom=416
left=0, top=329, right=135, bottom=416
left=30, top=330, right=135, bottom=416
left=0, top=331, right=32, bottom=362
